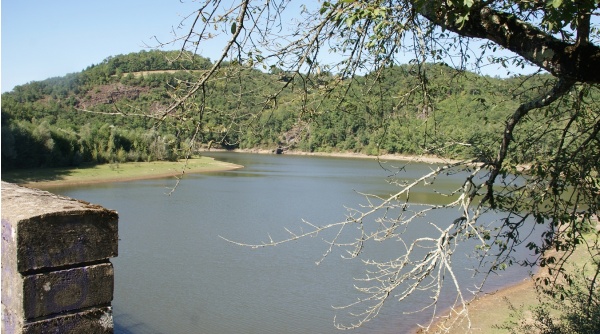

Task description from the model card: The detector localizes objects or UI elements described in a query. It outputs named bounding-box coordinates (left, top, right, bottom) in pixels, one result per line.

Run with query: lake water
left=50, top=152, right=537, bottom=333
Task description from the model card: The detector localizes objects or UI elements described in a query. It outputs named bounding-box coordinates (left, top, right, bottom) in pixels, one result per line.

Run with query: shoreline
left=4, top=149, right=472, bottom=193
left=7, top=149, right=461, bottom=190
left=22, top=166, right=242, bottom=189
left=413, top=274, right=538, bottom=333
left=4, top=157, right=243, bottom=189
left=420, top=222, right=599, bottom=333
left=205, top=148, right=464, bottom=165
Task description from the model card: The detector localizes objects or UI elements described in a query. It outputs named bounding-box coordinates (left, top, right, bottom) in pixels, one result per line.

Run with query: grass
left=1, top=156, right=242, bottom=188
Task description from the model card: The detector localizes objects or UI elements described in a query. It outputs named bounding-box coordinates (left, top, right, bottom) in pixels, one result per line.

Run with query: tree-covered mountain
left=1, top=49, right=556, bottom=170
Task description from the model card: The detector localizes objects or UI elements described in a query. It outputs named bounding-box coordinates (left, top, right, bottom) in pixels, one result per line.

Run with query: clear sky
left=1, top=1, right=217, bottom=93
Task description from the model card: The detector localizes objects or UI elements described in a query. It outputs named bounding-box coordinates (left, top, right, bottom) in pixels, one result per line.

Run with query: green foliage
left=0, top=50, right=575, bottom=171
left=1, top=51, right=215, bottom=170
left=499, top=259, right=600, bottom=334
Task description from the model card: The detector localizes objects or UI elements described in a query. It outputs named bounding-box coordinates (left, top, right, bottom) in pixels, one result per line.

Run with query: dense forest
left=1, top=50, right=559, bottom=170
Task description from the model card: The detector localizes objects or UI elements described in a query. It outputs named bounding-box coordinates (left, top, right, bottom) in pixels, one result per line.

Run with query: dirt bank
left=205, top=148, right=463, bottom=165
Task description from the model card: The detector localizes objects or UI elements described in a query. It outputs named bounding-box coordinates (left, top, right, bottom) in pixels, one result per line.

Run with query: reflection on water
left=52, top=153, right=539, bottom=334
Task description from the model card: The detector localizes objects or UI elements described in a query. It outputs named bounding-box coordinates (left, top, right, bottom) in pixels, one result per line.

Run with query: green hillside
left=1, top=50, right=558, bottom=170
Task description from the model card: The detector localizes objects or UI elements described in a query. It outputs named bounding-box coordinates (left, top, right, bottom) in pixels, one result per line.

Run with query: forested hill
left=2, top=50, right=554, bottom=170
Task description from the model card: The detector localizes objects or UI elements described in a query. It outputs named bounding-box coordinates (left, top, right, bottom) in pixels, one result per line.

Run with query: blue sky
left=1, top=1, right=214, bottom=92
left=2, top=1, right=542, bottom=93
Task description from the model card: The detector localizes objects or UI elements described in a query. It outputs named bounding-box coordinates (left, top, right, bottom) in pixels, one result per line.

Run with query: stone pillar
left=1, top=182, right=118, bottom=334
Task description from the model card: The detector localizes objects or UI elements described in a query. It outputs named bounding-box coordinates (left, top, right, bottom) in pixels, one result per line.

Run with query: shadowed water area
left=50, top=152, right=538, bottom=333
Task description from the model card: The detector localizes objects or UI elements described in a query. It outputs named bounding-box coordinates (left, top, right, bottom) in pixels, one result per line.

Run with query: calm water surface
left=51, top=153, right=538, bottom=333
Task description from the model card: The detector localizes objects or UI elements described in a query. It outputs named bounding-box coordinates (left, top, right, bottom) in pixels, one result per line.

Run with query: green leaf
left=320, top=2, right=332, bottom=14
left=231, top=22, right=237, bottom=34
left=551, top=0, right=562, bottom=8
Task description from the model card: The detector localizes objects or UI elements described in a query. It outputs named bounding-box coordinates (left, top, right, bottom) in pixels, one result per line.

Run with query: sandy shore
left=413, top=275, right=539, bottom=334
left=24, top=166, right=242, bottom=189
left=8, top=158, right=243, bottom=189
left=206, top=148, right=464, bottom=165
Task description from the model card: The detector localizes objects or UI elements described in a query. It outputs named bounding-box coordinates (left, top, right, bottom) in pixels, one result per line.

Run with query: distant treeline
left=2, top=50, right=562, bottom=170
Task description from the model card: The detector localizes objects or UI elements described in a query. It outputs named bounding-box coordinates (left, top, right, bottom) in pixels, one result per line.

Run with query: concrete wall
left=1, top=182, right=118, bottom=334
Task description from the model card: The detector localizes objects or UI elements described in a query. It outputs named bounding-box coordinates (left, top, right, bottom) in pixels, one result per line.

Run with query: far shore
left=2, top=156, right=243, bottom=189
left=205, top=148, right=465, bottom=165
left=3, top=149, right=462, bottom=190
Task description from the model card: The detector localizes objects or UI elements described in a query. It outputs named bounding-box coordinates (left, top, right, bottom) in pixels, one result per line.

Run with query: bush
left=499, top=260, right=599, bottom=334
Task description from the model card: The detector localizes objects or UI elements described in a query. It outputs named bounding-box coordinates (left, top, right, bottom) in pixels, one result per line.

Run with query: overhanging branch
left=418, top=4, right=600, bottom=84
left=483, top=78, right=575, bottom=208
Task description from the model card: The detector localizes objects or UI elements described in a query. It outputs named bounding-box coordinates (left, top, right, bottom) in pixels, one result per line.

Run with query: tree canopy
left=2, top=51, right=555, bottom=170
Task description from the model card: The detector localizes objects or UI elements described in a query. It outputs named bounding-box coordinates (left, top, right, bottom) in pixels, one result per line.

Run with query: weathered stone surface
left=1, top=182, right=118, bottom=272
left=2, top=303, right=24, bottom=334
left=1, top=182, right=117, bottom=334
left=23, top=263, right=114, bottom=319
left=22, top=306, right=114, bottom=334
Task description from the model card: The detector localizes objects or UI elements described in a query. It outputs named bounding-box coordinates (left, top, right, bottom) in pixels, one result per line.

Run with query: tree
left=153, top=1, right=599, bottom=332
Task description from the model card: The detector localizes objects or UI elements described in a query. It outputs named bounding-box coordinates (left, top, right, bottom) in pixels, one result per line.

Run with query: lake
left=50, top=152, right=537, bottom=333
